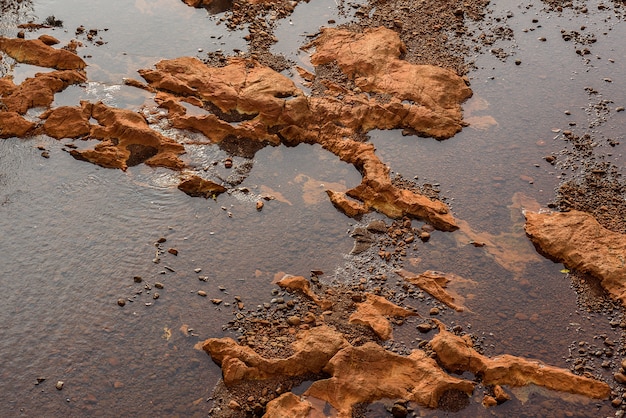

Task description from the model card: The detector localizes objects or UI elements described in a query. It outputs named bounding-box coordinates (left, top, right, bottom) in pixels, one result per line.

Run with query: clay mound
left=305, top=342, right=475, bottom=417
left=0, top=37, right=86, bottom=70
left=430, top=322, right=611, bottom=399
left=525, top=210, right=626, bottom=306
left=68, top=102, right=186, bottom=171
left=203, top=325, right=349, bottom=385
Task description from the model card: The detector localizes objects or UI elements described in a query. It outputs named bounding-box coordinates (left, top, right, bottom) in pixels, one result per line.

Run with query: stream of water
left=1, top=0, right=625, bottom=416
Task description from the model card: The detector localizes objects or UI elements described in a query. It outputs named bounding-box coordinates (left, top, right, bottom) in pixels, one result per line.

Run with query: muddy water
left=0, top=0, right=625, bottom=417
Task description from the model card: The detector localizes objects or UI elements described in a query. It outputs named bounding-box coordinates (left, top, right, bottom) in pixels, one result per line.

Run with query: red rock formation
left=307, top=27, right=472, bottom=140
left=0, top=112, right=35, bottom=138
left=430, top=322, right=611, bottom=399
left=40, top=103, right=91, bottom=139
left=203, top=325, right=349, bottom=385
left=525, top=210, right=626, bottom=306
left=263, top=393, right=312, bottom=418
left=325, top=190, right=368, bottom=218
left=0, top=37, right=86, bottom=70
left=0, top=70, right=86, bottom=114
left=69, top=102, right=186, bottom=171
left=397, top=269, right=472, bottom=312
left=305, top=342, right=475, bottom=417
left=135, top=52, right=461, bottom=229
left=275, top=275, right=331, bottom=309
left=348, top=293, right=417, bottom=340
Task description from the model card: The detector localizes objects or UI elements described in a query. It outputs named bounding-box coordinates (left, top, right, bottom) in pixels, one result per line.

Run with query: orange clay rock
left=177, top=175, right=227, bottom=198
left=264, top=393, right=312, bottom=418
left=396, top=269, right=473, bottom=312
left=275, top=275, right=331, bottom=309
left=0, top=70, right=87, bottom=115
left=325, top=189, right=368, bottom=218
left=203, top=325, right=349, bottom=385
left=68, top=102, right=186, bottom=171
left=40, top=102, right=92, bottom=139
left=136, top=51, right=460, bottom=229
left=307, top=27, right=472, bottom=140
left=0, top=112, right=35, bottom=138
left=304, top=342, right=475, bottom=417
left=0, top=37, right=86, bottom=70
left=430, top=322, right=611, bottom=399
left=348, top=293, right=417, bottom=340
left=525, top=210, right=626, bottom=306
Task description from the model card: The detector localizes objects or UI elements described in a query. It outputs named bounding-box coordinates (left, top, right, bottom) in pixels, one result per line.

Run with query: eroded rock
left=202, top=325, right=349, bottom=385
left=0, top=37, right=86, bottom=70
left=308, top=27, right=472, bottom=139
left=0, top=111, right=35, bottom=138
left=177, top=175, right=227, bottom=198
left=348, top=293, right=417, bottom=340
left=69, top=102, right=186, bottom=171
left=263, top=393, right=312, bottom=418
left=397, top=269, right=474, bottom=312
left=136, top=49, right=462, bottom=229
left=430, top=322, right=611, bottom=399
left=0, top=70, right=86, bottom=114
left=40, top=103, right=91, bottom=139
left=524, top=210, right=626, bottom=305
left=305, top=342, right=475, bottom=417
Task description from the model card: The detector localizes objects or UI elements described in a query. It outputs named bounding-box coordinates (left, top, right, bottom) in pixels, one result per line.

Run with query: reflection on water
left=1, top=0, right=625, bottom=416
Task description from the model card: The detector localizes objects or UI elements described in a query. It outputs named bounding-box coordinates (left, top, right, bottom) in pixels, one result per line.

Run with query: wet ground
left=0, top=0, right=625, bottom=417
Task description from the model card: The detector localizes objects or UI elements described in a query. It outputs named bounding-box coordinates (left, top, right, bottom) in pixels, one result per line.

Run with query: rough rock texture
left=304, top=342, right=475, bottom=417
left=68, top=102, right=186, bottom=171
left=308, top=27, right=472, bottom=139
left=40, top=104, right=91, bottom=139
left=0, top=111, right=35, bottom=138
left=177, top=175, right=227, bottom=198
left=348, top=293, right=417, bottom=340
left=263, top=393, right=312, bottom=418
left=275, top=275, right=330, bottom=309
left=0, top=70, right=87, bottom=114
left=397, top=269, right=472, bottom=311
left=202, top=325, right=349, bottom=385
left=430, top=322, right=611, bottom=399
left=326, top=189, right=368, bottom=218
left=136, top=45, right=463, bottom=229
left=525, top=210, right=626, bottom=306
left=0, top=37, right=86, bottom=70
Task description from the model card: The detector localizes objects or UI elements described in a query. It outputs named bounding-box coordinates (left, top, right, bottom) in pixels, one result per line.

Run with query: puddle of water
left=1, top=0, right=625, bottom=416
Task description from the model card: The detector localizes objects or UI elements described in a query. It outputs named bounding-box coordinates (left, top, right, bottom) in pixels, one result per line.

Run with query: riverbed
left=1, top=0, right=625, bottom=416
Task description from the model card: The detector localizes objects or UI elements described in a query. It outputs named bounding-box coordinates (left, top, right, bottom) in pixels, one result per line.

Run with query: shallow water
left=1, top=0, right=625, bottom=416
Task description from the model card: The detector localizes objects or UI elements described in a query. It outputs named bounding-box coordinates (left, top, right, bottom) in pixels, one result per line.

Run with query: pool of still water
left=0, top=0, right=625, bottom=416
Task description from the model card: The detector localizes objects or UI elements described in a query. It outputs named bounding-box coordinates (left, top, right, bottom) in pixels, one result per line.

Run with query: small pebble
left=429, top=307, right=440, bottom=316
left=198, top=290, right=207, bottom=297
left=168, top=248, right=178, bottom=256
left=154, top=282, right=164, bottom=289
left=56, top=381, right=64, bottom=390
left=117, top=298, right=126, bottom=307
